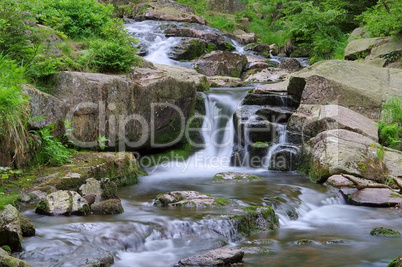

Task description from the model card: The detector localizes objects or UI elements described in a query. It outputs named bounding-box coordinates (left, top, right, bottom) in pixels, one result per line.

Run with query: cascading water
left=17, top=20, right=402, bottom=267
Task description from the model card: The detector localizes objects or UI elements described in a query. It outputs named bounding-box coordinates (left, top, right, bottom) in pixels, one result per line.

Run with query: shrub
left=30, top=123, right=72, bottom=166
left=377, top=97, right=402, bottom=151
left=359, top=0, right=402, bottom=37
left=0, top=55, right=29, bottom=164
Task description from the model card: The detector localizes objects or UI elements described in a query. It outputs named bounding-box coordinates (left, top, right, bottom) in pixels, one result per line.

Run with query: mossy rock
left=388, top=255, right=402, bottom=267
left=154, top=191, right=230, bottom=207
left=233, top=206, right=279, bottom=236
left=18, top=214, right=35, bottom=237
left=90, top=199, right=124, bottom=215
left=100, top=178, right=119, bottom=201
left=0, top=247, right=33, bottom=267
left=370, top=227, right=401, bottom=237
left=212, top=172, right=264, bottom=182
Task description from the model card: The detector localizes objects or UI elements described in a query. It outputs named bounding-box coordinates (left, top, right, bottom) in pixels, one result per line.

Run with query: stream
left=18, top=20, right=402, bottom=267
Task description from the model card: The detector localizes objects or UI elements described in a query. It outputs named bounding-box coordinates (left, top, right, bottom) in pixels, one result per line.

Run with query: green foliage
left=377, top=97, right=402, bottom=151
left=97, top=136, right=109, bottom=151
left=0, top=193, right=21, bottom=210
left=210, top=16, right=236, bottom=32
left=359, top=0, right=402, bottom=37
left=30, top=123, right=73, bottom=166
left=0, top=55, right=29, bottom=162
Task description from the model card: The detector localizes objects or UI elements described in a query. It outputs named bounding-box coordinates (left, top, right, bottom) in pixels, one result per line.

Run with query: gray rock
left=347, top=27, right=367, bottom=42
left=165, top=27, right=231, bottom=51
left=90, top=199, right=124, bottom=215
left=234, top=32, right=256, bottom=44
left=243, top=67, right=289, bottom=83
left=174, top=248, right=244, bottom=267
left=286, top=60, right=402, bottom=119
left=279, top=58, right=302, bottom=73
left=133, top=0, right=206, bottom=24
left=169, top=38, right=210, bottom=60
left=383, top=149, right=402, bottom=178
left=344, top=37, right=391, bottom=60
left=195, top=51, right=247, bottom=78
left=253, top=81, right=288, bottom=94
left=287, top=104, right=379, bottom=142
left=22, top=85, right=66, bottom=137
left=0, top=205, right=22, bottom=251
left=51, top=64, right=207, bottom=150
left=344, top=188, right=402, bottom=207
left=154, top=191, right=229, bottom=207
left=212, top=172, right=263, bottom=182
left=269, top=146, right=299, bottom=171
left=309, top=129, right=386, bottom=183
left=0, top=248, right=33, bottom=267
left=36, top=190, right=90, bottom=216
left=79, top=178, right=102, bottom=204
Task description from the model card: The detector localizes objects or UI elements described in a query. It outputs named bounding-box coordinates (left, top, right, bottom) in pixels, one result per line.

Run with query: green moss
left=1, top=245, right=11, bottom=252
left=206, top=43, right=217, bottom=53
left=234, top=205, right=279, bottom=236
left=225, top=42, right=235, bottom=51
left=197, top=77, right=210, bottom=92
left=253, top=142, right=269, bottom=148
left=358, top=162, right=367, bottom=172
left=370, top=227, right=401, bottom=237
left=388, top=255, right=402, bottom=267
left=36, top=199, right=49, bottom=214
left=391, top=193, right=402, bottom=198
left=0, top=194, right=21, bottom=210
left=100, top=180, right=118, bottom=201
left=230, top=69, right=241, bottom=78
left=215, top=197, right=229, bottom=206
left=210, top=82, right=218, bottom=87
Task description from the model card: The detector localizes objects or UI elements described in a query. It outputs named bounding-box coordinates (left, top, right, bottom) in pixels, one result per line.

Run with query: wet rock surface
left=174, top=248, right=244, bottom=267
left=154, top=191, right=229, bottom=207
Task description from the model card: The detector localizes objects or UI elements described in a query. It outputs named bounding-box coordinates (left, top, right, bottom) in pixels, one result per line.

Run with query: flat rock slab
left=345, top=188, right=402, bottom=207
left=174, top=248, right=244, bottom=267
left=326, top=174, right=385, bottom=188
left=154, top=191, right=228, bottom=207
left=212, top=172, right=264, bottom=182
left=253, top=81, right=288, bottom=94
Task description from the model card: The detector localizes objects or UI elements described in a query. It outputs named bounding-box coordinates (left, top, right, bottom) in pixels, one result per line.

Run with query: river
left=18, top=20, right=402, bottom=267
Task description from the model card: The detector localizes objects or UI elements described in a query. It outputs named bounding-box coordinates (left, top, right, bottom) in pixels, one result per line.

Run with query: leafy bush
left=30, top=123, right=72, bottom=166
left=377, top=97, right=402, bottom=151
left=0, top=55, right=29, bottom=162
left=359, top=0, right=402, bottom=37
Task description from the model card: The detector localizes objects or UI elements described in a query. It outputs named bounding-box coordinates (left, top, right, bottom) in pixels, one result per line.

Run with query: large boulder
left=174, top=248, right=244, bottom=267
left=36, top=190, right=90, bottom=216
left=308, top=129, right=386, bottom=183
left=0, top=205, right=22, bottom=251
left=287, top=60, right=402, bottom=119
left=165, top=27, right=233, bottom=51
left=287, top=104, right=379, bottom=142
left=341, top=188, right=402, bottom=207
left=51, top=64, right=207, bottom=150
left=233, top=206, right=279, bottom=235
left=344, top=36, right=401, bottom=68
left=207, top=0, right=247, bottom=13
left=131, top=0, right=206, bottom=24
left=23, top=85, right=66, bottom=137
left=154, top=191, right=229, bottom=207
left=195, top=51, right=247, bottom=77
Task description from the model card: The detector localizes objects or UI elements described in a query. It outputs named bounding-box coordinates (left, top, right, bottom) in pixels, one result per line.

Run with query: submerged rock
left=296, top=239, right=313, bottom=245
left=0, top=205, right=23, bottom=252
left=154, top=191, right=229, bottom=207
left=174, top=248, right=244, bottom=267
left=36, top=190, right=90, bottom=216
left=370, top=227, right=401, bottom=237
left=212, top=172, right=263, bottom=182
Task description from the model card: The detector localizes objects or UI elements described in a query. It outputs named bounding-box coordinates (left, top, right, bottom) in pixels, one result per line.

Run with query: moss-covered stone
left=0, top=247, right=33, bottom=267
left=100, top=179, right=119, bottom=201
left=370, top=227, right=401, bottom=237
left=18, top=214, right=35, bottom=237
left=90, top=199, right=124, bottom=215
left=388, top=255, right=402, bottom=267
left=233, top=206, right=279, bottom=236
left=212, top=172, right=264, bottom=182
